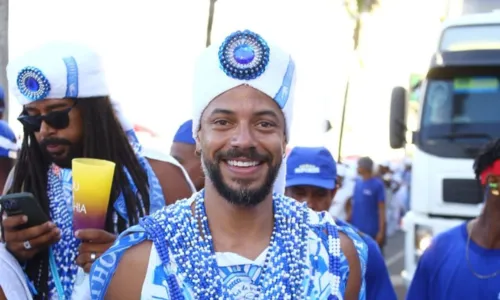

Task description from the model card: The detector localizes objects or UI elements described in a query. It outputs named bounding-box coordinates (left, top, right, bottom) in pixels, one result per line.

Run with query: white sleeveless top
left=142, top=146, right=197, bottom=193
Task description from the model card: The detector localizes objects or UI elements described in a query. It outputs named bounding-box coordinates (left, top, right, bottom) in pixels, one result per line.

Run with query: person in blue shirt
left=170, top=119, right=204, bottom=191
left=0, top=86, right=17, bottom=193
left=407, top=139, right=500, bottom=300
left=351, top=156, right=386, bottom=250
left=285, top=146, right=397, bottom=300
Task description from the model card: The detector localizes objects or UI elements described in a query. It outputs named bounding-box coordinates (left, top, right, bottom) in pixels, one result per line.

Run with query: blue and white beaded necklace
left=150, top=191, right=343, bottom=299
left=30, top=128, right=165, bottom=299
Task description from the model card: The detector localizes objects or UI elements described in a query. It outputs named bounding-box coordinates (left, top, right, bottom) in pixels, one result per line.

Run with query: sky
left=9, top=0, right=353, bottom=149
left=8, top=0, right=442, bottom=161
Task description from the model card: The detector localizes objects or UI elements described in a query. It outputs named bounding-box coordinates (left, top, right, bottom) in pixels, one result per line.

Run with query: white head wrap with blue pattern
left=7, top=41, right=109, bottom=104
left=192, top=30, right=296, bottom=140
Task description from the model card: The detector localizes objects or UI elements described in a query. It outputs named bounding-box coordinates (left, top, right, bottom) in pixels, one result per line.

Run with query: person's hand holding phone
left=75, top=229, right=116, bottom=273
left=1, top=215, right=61, bottom=261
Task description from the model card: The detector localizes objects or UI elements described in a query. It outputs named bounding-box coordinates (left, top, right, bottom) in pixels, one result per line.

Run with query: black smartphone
left=0, top=192, right=49, bottom=229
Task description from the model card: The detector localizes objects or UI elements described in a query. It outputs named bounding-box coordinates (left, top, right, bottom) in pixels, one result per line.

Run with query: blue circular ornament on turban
left=218, top=30, right=270, bottom=80
left=17, top=67, right=51, bottom=101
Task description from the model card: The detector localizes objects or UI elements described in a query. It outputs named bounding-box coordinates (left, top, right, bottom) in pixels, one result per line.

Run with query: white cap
left=7, top=41, right=109, bottom=104
left=192, top=29, right=296, bottom=140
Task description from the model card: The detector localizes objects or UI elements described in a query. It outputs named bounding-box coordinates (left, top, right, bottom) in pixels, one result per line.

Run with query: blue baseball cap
left=286, top=146, right=337, bottom=190
left=173, top=120, right=196, bottom=145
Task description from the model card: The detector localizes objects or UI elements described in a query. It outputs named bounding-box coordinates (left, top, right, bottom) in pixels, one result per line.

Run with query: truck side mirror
left=390, top=86, right=408, bottom=149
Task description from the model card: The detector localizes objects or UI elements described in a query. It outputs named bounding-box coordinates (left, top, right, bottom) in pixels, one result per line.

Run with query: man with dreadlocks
left=407, top=139, right=500, bottom=299
left=0, top=42, right=166, bottom=299
left=90, top=29, right=365, bottom=299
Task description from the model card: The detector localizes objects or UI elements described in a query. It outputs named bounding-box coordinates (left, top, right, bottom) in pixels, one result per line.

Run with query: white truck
left=389, top=11, right=500, bottom=287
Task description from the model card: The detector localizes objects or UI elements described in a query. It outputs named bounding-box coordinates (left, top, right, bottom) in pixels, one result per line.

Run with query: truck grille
left=442, top=179, right=482, bottom=205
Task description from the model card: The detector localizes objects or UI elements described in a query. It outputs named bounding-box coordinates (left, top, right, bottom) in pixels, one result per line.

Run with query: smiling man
left=90, top=29, right=365, bottom=299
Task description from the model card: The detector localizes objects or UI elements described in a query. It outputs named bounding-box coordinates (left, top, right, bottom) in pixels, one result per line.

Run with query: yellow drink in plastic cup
left=72, top=158, right=116, bottom=230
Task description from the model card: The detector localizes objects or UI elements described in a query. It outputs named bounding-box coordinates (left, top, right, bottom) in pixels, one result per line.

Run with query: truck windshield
left=440, top=25, right=500, bottom=51
left=419, top=66, right=500, bottom=158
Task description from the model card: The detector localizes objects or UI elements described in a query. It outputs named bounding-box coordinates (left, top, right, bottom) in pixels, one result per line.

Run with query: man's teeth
left=227, top=160, right=259, bottom=167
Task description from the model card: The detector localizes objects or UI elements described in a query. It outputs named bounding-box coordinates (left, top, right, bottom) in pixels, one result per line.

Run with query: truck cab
left=389, top=12, right=500, bottom=286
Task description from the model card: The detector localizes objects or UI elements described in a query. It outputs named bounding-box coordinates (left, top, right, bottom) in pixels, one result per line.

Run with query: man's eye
left=214, top=120, right=229, bottom=126
left=258, top=121, right=275, bottom=128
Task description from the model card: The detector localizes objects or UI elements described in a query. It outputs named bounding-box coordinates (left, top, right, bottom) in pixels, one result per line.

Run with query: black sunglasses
left=18, top=101, right=77, bottom=132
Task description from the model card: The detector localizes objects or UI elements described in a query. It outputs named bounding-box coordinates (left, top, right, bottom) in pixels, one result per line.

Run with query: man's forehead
left=204, top=85, right=282, bottom=116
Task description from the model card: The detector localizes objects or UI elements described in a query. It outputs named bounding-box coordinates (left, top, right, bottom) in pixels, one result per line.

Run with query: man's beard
left=39, top=137, right=82, bottom=169
left=202, top=148, right=281, bottom=207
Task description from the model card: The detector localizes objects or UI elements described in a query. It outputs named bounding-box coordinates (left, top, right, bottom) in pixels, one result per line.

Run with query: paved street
left=384, top=230, right=407, bottom=300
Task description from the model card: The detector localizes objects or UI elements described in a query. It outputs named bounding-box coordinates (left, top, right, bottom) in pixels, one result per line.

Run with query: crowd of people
left=0, top=27, right=496, bottom=300
left=328, top=156, right=412, bottom=245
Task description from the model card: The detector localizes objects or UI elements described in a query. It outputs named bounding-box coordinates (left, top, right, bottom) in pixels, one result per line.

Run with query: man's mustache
left=39, top=138, right=72, bottom=149
left=215, top=148, right=270, bottom=162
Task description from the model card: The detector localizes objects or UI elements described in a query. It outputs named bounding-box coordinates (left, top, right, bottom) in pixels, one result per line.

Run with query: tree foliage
left=206, top=0, right=217, bottom=47
left=344, top=0, right=379, bottom=48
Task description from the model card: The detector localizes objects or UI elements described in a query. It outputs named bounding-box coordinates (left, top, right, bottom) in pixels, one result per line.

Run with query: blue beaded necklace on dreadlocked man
left=89, top=29, right=367, bottom=299
left=13, top=56, right=166, bottom=300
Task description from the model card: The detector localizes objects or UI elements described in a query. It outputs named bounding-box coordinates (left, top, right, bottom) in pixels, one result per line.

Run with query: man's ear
left=194, top=128, right=203, bottom=155
left=195, top=136, right=202, bottom=157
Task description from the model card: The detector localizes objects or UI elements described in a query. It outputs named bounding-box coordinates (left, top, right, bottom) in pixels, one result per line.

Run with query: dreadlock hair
left=6, top=96, right=150, bottom=299
left=473, top=138, right=500, bottom=182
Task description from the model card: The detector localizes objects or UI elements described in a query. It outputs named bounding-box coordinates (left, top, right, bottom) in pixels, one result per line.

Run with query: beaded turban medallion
left=218, top=30, right=270, bottom=80
left=17, top=67, right=51, bottom=101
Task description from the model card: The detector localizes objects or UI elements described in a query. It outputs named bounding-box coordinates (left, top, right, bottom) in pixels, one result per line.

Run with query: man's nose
left=39, top=120, right=56, bottom=138
left=230, top=124, right=256, bottom=149
left=296, top=196, right=308, bottom=204
left=308, top=202, right=320, bottom=211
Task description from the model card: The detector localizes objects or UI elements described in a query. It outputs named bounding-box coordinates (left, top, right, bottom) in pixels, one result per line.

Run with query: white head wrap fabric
left=192, top=29, right=296, bottom=140
left=192, top=30, right=296, bottom=195
left=7, top=41, right=109, bottom=104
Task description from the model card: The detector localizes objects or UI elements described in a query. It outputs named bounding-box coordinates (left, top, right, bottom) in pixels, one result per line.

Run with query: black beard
left=202, top=148, right=281, bottom=207
left=39, top=137, right=82, bottom=169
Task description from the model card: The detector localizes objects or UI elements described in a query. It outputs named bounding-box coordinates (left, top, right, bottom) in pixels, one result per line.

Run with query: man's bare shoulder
left=339, top=231, right=362, bottom=300
left=105, top=241, right=153, bottom=300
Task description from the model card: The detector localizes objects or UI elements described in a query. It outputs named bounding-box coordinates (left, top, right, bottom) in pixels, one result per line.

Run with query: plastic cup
left=72, top=158, right=116, bottom=231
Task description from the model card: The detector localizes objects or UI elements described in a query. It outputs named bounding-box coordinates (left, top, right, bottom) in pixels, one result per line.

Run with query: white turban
left=7, top=41, right=108, bottom=104
left=192, top=29, right=296, bottom=140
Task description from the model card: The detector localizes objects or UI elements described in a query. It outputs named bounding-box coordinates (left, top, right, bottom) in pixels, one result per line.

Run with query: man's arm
left=345, top=197, right=352, bottom=222
left=148, top=158, right=193, bottom=205
left=377, top=182, right=386, bottom=244
left=339, top=232, right=362, bottom=300
left=105, top=241, right=152, bottom=300
left=363, top=236, right=397, bottom=300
